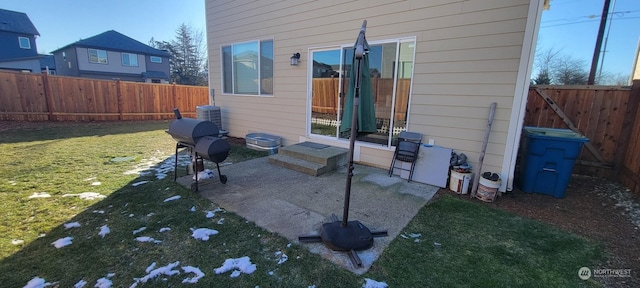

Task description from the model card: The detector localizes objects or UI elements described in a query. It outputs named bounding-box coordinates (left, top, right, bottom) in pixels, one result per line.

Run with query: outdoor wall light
left=290, top=53, right=301, bottom=66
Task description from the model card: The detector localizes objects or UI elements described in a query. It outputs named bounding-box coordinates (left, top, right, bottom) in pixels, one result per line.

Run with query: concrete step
left=278, top=143, right=349, bottom=167
left=268, top=142, right=349, bottom=176
left=268, top=154, right=332, bottom=176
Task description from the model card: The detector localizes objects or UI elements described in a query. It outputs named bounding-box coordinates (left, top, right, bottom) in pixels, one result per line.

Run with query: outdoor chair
left=388, top=131, right=423, bottom=182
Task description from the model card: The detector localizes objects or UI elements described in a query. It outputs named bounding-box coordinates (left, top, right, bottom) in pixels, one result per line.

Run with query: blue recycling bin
left=519, top=127, right=589, bottom=198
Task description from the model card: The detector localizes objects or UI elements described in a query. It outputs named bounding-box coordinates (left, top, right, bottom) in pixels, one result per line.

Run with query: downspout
left=501, top=0, right=545, bottom=191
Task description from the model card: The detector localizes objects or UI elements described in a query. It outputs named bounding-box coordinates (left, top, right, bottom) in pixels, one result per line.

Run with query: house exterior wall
left=76, top=47, right=147, bottom=75
left=206, top=0, right=540, bottom=190
left=0, top=58, right=41, bottom=72
left=53, top=47, right=80, bottom=77
left=144, top=55, right=170, bottom=77
left=0, top=32, right=38, bottom=61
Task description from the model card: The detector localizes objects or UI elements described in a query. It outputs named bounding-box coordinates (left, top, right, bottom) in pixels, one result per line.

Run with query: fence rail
left=0, top=71, right=209, bottom=121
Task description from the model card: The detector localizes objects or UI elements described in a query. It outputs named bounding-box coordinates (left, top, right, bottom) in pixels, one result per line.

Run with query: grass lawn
left=0, top=121, right=604, bottom=287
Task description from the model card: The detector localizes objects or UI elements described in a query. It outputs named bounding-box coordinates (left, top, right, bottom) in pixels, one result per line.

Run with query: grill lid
left=168, top=118, right=219, bottom=145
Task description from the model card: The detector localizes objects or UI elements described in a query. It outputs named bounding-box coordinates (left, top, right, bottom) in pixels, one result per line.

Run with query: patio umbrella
left=339, top=28, right=377, bottom=136
left=302, top=20, right=388, bottom=254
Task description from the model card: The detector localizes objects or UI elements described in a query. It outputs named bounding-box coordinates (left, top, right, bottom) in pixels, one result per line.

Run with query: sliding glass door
left=309, top=38, right=415, bottom=146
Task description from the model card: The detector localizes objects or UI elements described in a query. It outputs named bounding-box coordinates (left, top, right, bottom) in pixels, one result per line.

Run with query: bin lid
left=523, top=126, right=589, bottom=142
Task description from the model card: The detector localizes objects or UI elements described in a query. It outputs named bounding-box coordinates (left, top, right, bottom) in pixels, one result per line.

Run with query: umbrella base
left=320, top=220, right=373, bottom=251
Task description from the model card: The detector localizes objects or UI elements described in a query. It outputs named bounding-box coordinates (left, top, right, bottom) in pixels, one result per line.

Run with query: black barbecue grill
left=168, top=108, right=229, bottom=191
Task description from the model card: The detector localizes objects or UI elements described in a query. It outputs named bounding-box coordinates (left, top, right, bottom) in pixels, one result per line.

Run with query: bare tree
left=552, top=56, right=589, bottom=85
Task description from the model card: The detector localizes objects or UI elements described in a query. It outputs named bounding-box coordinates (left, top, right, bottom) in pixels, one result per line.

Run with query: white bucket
left=449, top=170, right=472, bottom=195
left=476, top=176, right=501, bottom=202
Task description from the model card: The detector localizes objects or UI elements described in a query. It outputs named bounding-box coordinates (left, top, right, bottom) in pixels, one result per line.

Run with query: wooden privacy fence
left=312, top=78, right=410, bottom=121
left=524, top=83, right=640, bottom=194
left=0, top=71, right=209, bottom=121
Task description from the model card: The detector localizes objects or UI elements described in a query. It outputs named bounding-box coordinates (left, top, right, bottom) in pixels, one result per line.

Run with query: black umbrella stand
left=299, top=20, right=387, bottom=268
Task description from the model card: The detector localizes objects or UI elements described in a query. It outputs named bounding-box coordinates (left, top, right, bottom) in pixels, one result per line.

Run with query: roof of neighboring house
left=52, top=30, right=169, bottom=57
left=39, top=54, right=55, bottom=69
left=0, top=8, right=40, bottom=35
left=142, top=71, right=169, bottom=80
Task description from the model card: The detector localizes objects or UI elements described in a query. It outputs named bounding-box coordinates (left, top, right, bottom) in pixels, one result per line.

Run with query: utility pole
left=588, top=0, right=612, bottom=85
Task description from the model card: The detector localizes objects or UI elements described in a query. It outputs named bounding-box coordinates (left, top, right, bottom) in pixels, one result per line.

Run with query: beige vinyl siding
left=207, top=0, right=532, bottom=175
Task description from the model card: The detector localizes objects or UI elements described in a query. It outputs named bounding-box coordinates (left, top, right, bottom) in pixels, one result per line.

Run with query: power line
left=540, top=16, right=640, bottom=28
left=541, top=9, right=639, bottom=25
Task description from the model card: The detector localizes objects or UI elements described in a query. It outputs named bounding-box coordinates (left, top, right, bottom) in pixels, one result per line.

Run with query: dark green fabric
left=340, top=39, right=377, bottom=134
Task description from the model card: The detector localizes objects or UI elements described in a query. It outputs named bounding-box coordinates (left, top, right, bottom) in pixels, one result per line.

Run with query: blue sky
left=3, top=0, right=638, bottom=77
left=1, top=0, right=206, bottom=53
left=537, top=0, right=640, bottom=77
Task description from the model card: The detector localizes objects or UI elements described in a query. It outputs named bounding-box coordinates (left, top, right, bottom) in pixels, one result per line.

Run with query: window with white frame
left=18, top=37, right=31, bottom=49
left=221, top=39, right=273, bottom=95
left=88, top=49, right=108, bottom=64
left=122, top=53, right=138, bottom=66
left=150, top=56, right=162, bottom=63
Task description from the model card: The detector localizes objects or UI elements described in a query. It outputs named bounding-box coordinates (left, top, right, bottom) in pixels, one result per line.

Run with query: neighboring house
left=205, top=0, right=547, bottom=192
left=0, top=8, right=41, bottom=73
left=39, top=54, right=56, bottom=74
left=51, top=30, right=170, bottom=83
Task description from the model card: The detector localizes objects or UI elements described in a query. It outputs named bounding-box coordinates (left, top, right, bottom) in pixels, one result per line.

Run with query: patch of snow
left=129, top=214, right=135, bottom=218
left=287, top=243, right=291, bottom=248
left=607, top=188, right=640, bottom=229
left=64, top=222, right=81, bottom=229
left=217, top=218, right=225, bottom=225
left=146, top=262, right=157, bottom=273
left=191, top=228, right=219, bottom=241
left=214, top=256, right=257, bottom=277
left=28, top=192, right=51, bottom=199
left=276, top=252, right=288, bottom=265
left=135, top=236, right=162, bottom=244
left=124, top=152, right=190, bottom=180
left=159, top=228, right=171, bottom=233
left=205, top=207, right=224, bottom=219
left=146, top=212, right=154, bottom=217
left=163, top=195, right=181, bottom=202
left=362, top=278, right=388, bottom=288
left=51, top=237, right=73, bottom=248
left=268, top=271, right=274, bottom=276
left=93, top=210, right=105, bottom=214
left=181, top=266, right=205, bottom=284
left=99, top=225, right=110, bottom=238
left=189, top=206, right=196, bottom=212
left=73, top=279, right=87, bottom=288
left=132, top=227, right=147, bottom=235
left=9, top=180, right=17, bottom=185
left=23, top=276, right=51, bottom=288
left=11, top=239, right=24, bottom=245
left=94, top=277, right=112, bottom=288
left=409, top=233, right=421, bottom=238
left=91, top=182, right=102, bottom=186
left=62, top=192, right=105, bottom=200
left=131, top=181, right=149, bottom=187
left=193, top=169, right=215, bottom=180
left=134, top=261, right=180, bottom=284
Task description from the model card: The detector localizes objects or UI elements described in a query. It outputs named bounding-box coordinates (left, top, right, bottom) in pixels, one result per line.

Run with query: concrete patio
left=177, top=156, right=439, bottom=274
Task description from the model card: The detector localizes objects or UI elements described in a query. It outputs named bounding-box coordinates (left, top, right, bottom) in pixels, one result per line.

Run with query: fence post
left=172, top=82, right=178, bottom=113
left=41, top=72, right=55, bottom=121
left=116, top=79, right=123, bottom=120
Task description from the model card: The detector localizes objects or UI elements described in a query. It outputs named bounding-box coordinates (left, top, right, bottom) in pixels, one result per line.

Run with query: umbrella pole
left=341, top=51, right=363, bottom=227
